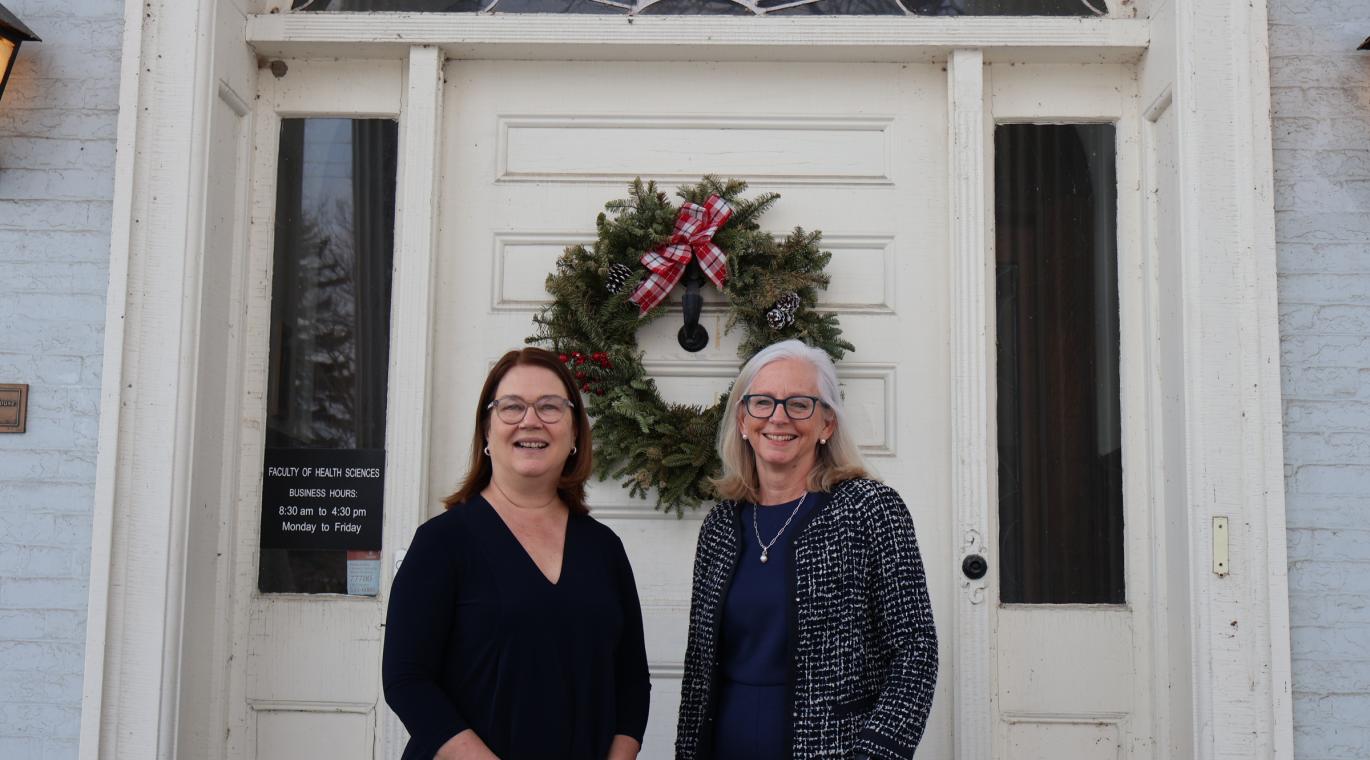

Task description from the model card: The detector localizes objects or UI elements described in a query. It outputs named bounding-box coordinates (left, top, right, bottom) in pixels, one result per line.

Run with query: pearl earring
left=483, top=445, right=490, bottom=456
left=741, top=433, right=748, bottom=440
left=571, top=446, right=578, bottom=455
left=819, top=438, right=827, bottom=445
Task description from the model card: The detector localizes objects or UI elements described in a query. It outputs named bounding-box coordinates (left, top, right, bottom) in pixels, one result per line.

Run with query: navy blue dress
left=713, top=492, right=823, bottom=760
left=382, top=495, right=651, bottom=760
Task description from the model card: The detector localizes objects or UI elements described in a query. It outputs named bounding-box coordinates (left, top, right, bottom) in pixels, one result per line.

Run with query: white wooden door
left=430, top=59, right=954, bottom=757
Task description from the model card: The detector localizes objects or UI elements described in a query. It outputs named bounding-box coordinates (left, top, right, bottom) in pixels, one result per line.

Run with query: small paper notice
left=347, top=555, right=382, bottom=597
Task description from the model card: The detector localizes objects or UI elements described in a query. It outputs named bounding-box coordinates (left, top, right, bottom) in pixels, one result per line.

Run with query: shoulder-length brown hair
left=443, top=347, right=594, bottom=515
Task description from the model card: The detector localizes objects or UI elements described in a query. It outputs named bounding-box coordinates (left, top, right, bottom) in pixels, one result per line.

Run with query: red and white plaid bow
left=628, top=194, right=734, bottom=315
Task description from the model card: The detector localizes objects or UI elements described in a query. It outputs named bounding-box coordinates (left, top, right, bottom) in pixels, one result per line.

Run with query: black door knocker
left=677, top=258, right=709, bottom=352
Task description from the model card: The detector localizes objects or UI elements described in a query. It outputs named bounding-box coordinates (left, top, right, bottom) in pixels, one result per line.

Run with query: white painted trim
left=378, top=44, right=446, bottom=760
left=245, top=14, right=1149, bottom=63
left=82, top=0, right=221, bottom=757
left=1139, top=81, right=1178, bottom=760
left=223, top=92, right=282, bottom=760
left=1163, top=0, right=1294, bottom=757
left=1113, top=73, right=1164, bottom=760
left=1237, top=5, right=1294, bottom=754
left=194, top=77, right=257, bottom=760
left=79, top=0, right=146, bottom=751
left=947, top=47, right=991, bottom=760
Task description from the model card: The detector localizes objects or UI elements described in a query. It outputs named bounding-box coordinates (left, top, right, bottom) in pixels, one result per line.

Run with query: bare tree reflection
left=270, top=199, right=362, bottom=450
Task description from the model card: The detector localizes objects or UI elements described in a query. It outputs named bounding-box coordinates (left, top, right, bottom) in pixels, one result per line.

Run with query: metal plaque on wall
left=0, top=384, right=28, bottom=433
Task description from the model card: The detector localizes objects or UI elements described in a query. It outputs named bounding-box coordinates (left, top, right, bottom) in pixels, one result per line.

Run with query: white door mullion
left=379, top=44, right=445, bottom=760
left=948, top=47, right=992, bottom=760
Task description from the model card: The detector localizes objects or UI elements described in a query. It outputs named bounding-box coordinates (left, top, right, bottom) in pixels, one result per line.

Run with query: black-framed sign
left=260, top=448, right=385, bottom=551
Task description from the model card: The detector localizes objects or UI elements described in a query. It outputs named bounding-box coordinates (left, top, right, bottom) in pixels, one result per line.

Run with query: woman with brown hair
left=383, top=347, right=650, bottom=760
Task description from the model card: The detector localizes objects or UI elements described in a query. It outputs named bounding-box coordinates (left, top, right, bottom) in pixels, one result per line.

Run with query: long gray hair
left=712, top=339, right=872, bottom=503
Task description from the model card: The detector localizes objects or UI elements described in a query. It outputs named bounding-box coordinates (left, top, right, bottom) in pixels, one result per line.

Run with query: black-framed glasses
left=741, top=394, right=824, bottom=420
left=487, top=395, right=575, bottom=425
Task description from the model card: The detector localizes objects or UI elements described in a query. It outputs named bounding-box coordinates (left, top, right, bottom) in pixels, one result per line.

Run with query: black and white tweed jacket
left=675, top=478, right=938, bottom=760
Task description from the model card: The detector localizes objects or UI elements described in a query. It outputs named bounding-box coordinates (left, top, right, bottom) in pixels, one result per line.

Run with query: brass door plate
left=1212, top=516, right=1229, bottom=577
left=0, top=384, right=29, bottom=433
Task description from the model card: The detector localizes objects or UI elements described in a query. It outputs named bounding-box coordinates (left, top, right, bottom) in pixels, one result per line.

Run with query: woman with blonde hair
left=676, top=339, right=937, bottom=759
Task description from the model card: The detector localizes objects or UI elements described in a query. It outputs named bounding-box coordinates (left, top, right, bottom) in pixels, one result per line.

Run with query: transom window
left=290, top=0, right=1110, bottom=16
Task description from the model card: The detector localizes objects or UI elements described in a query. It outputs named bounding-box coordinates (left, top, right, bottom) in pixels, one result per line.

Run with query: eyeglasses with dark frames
left=487, top=395, right=575, bottom=425
left=741, top=394, right=825, bottom=421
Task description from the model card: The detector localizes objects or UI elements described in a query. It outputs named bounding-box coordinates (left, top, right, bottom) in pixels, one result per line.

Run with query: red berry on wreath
left=575, top=372, right=586, bottom=381
left=581, top=383, right=591, bottom=392
left=558, top=353, right=569, bottom=363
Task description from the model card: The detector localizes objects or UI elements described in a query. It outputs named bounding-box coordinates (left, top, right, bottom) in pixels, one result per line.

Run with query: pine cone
left=767, top=303, right=796, bottom=330
left=766, top=292, right=801, bottom=330
left=605, top=263, right=634, bottom=294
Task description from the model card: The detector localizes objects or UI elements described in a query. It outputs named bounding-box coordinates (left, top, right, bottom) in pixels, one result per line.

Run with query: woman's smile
left=487, top=365, right=577, bottom=479
left=739, top=358, right=834, bottom=474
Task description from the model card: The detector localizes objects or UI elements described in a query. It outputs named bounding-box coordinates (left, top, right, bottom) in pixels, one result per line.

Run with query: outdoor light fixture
left=0, top=2, right=39, bottom=107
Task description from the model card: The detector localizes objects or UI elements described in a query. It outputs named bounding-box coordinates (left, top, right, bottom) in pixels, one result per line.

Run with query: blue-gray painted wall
left=0, top=1, right=1367, bottom=758
left=0, top=0, right=120, bottom=757
left=1271, top=3, right=1370, bottom=759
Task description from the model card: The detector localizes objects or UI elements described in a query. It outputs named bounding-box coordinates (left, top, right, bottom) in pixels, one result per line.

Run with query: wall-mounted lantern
left=0, top=3, right=40, bottom=107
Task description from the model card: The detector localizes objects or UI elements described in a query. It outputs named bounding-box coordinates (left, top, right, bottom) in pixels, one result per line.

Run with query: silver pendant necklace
left=752, top=492, right=807, bottom=564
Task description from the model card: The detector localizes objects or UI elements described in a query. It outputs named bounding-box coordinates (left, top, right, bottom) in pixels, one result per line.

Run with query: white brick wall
left=0, top=1, right=123, bottom=757
left=1270, top=2, right=1370, bottom=758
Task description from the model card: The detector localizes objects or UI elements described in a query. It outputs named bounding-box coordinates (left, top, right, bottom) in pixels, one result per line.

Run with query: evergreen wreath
left=528, top=177, right=854, bottom=515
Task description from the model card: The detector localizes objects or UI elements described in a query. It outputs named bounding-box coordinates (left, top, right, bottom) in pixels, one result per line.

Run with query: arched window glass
left=291, top=0, right=1109, bottom=16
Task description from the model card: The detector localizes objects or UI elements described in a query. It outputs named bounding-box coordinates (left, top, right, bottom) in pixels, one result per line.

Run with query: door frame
left=80, top=4, right=1293, bottom=760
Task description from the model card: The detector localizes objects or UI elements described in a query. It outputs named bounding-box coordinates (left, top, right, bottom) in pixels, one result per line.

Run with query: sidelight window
left=258, top=118, right=399, bottom=596
left=995, top=123, right=1124, bottom=605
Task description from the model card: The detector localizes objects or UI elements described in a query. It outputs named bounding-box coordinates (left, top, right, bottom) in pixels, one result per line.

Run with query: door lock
left=961, top=554, right=988, bottom=580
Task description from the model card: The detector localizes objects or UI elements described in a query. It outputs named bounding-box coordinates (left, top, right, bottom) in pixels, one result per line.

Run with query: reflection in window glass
left=259, top=119, right=399, bottom=595
left=995, top=123, right=1123, bottom=605
left=293, top=0, right=1105, bottom=14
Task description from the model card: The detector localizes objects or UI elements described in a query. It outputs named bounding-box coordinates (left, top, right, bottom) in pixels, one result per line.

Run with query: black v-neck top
left=383, top=495, right=651, bottom=760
